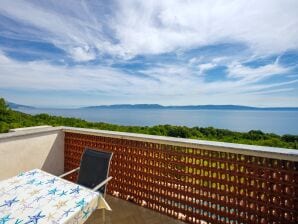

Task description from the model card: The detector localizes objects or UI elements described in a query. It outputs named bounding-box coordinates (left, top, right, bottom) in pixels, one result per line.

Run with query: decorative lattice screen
left=64, top=132, right=298, bottom=224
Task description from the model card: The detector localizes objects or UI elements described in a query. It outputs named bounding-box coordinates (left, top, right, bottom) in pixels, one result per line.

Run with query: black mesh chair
left=60, top=148, right=113, bottom=197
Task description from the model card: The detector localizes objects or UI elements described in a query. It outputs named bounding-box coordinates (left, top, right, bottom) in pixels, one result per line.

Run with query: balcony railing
left=0, top=126, right=297, bottom=224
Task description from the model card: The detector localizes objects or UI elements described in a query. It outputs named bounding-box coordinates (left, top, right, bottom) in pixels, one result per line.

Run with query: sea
left=16, top=108, right=298, bottom=135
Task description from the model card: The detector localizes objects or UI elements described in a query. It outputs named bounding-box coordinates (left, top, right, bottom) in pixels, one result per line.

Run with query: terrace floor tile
left=86, top=195, right=185, bottom=224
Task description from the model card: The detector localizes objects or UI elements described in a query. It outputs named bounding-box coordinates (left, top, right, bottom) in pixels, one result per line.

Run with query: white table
left=0, top=169, right=110, bottom=224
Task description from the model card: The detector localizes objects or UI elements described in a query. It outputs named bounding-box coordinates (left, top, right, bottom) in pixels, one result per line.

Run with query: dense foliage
left=0, top=98, right=297, bottom=149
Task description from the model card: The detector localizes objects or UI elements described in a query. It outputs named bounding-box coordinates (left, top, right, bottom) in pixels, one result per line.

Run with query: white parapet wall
left=63, top=127, right=298, bottom=162
left=9, top=125, right=53, bottom=132
left=0, top=126, right=64, bottom=180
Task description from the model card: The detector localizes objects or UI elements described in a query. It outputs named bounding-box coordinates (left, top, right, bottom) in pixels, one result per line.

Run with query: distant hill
left=85, top=104, right=164, bottom=109
left=6, top=100, right=298, bottom=111
left=82, top=104, right=298, bottom=111
left=6, top=101, right=35, bottom=109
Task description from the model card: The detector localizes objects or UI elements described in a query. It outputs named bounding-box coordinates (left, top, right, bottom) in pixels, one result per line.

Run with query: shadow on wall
left=0, top=129, right=64, bottom=180
left=41, top=131, right=65, bottom=176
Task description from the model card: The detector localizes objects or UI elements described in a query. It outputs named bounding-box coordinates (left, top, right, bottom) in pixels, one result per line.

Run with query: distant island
left=82, top=104, right=298, bottom=111
left=6, top=101, right=298, bottom=111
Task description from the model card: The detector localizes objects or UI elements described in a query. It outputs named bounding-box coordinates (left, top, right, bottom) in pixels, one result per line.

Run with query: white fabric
left=0, top=169, right=102, bottom=224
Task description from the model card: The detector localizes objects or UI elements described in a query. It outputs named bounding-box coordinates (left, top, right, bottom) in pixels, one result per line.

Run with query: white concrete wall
left=0, top=127, right=64, bottom=180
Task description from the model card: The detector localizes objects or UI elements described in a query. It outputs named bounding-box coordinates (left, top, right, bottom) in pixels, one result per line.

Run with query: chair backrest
left=77, top=148, right=113, bottom=195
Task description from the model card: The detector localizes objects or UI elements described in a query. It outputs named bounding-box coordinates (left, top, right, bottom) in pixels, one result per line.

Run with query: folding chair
left=60, top=148, right=113, bottom=199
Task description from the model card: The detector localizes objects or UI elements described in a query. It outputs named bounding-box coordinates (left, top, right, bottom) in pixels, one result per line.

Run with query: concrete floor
left=86, top=195, right=185, bottom=224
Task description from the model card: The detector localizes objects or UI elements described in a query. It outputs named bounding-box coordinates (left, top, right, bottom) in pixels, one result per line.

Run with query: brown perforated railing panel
left=64, top=132, right=298, bottom=224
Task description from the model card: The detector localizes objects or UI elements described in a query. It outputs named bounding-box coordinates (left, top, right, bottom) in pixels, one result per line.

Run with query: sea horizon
left=8, top=101, right=298, bottom=111
left=15, top=107, right=298, bottom=136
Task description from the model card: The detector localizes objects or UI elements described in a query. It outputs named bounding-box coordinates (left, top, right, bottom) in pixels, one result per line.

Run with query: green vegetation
left=0, top=98, right=297, bottom=149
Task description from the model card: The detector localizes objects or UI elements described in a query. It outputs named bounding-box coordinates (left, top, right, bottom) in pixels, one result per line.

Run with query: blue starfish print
left=15, top=219, right=23, bottom=224
left=0, top=215, right=12, bottom=224
left=13, top=185, right=22, bottom=190
left=46, top=178, right=57, bottom=184
left=35, top=181, right=43, bottom=186
left=0, top=197, right=19, bottom=207
left=62, top=208, right=74, bottom=217
left=48, top=188, right=58, bottom=195
left=33, top=196, right=44, bottom=203
left=58, top=190, right=67, bottom=197
left=26, top=179, right=36, bottom=185
left=70, top=186, right=81, bottom=194
left=75, top=198, right=86, bottom=210
left=27, top=171, right=38, bottom=176
left=24, top=211, right=45, bottom=224
left=82, top=208, right=90, bottom=219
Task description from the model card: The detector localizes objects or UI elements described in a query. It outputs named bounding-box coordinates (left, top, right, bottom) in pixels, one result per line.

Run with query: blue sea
left=16, top=108, right=298, bottom=135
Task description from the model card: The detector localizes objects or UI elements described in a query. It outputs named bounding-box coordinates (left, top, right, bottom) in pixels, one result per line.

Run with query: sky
left=0, top=0, right=298, bottom=108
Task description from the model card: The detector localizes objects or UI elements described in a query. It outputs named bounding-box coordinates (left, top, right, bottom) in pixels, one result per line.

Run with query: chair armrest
left=59, top=167, right=80, bottom=178
left=92, top=176, right=113, bottom=192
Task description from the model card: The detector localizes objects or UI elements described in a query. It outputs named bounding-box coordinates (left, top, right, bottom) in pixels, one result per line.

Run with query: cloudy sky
left=0, top=0, right=298, bottom=107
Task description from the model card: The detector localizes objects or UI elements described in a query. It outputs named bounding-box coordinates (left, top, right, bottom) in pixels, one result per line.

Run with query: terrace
left=0, top=126, right=297, bottom=224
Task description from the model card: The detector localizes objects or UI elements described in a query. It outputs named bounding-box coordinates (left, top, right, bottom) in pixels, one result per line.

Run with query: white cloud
left=0, top=51, right=157, bottom=94
left=0, top=0, right=298, bottom=60
left=227, top=62, right=290, bottom=82
left=1, top=50, right=296, bottom=106
left=69, top=47, right=96, bottom=62
left=0, top=1, right=297, bottom=106
left=110, top=0, right=298, bottom=57
left=248, top=88, right=294, bottom=95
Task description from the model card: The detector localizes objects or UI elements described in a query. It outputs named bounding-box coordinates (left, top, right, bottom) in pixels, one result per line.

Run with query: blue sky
left=0, top=0, right=298, bottom=107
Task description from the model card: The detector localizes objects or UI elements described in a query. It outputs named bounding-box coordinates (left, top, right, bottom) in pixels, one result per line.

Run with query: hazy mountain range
left=83, top=104, right=298, bottom=111
left=7, top=101, right=298, bottom=111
